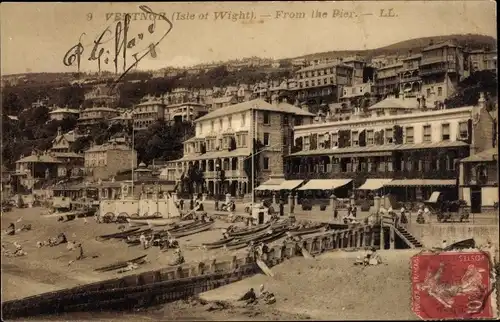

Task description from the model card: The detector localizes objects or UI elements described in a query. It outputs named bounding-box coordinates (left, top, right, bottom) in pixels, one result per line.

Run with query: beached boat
left=94, top=254, right=148, bottom=272
left=287, top=225, right=327, bottom=237
left=225, top=228, right=287, bottom=251
left=202, top=236, right=235, bottom=249
left=227, top=223, right=271, bottom=237
left=169, top=222, right=214, bottom=238
left=127, top=217, right=181, bottom=227
left=98, top=227, right=141, bottom=239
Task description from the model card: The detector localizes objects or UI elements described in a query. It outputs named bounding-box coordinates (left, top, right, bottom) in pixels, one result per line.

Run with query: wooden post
left=380, top=225, right=385, bottom=250
left=390, top=225, right=395, bottom=249
left=358, top=229, right=363, bottom=247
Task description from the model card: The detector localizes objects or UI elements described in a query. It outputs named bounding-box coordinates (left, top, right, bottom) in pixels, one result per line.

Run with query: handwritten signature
left=63, top=5, right=174, bottom=89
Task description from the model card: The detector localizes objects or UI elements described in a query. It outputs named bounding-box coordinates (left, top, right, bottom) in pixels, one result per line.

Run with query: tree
left=445, top=70, right=497, bottom=109
left=183, top=165, right=205, bottom=195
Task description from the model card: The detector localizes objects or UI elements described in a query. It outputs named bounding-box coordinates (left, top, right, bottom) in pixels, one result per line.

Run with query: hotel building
left=163, top=99, right=314, bottom=197
left=285, top=94, right=496, bottom=202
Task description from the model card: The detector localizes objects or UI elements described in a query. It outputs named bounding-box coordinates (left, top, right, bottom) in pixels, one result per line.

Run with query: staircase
left=395, top=226, right=423, bottom=248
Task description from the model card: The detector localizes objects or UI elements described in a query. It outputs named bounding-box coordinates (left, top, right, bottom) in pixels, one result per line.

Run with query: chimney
left=429, top=39, right=434, bottom=46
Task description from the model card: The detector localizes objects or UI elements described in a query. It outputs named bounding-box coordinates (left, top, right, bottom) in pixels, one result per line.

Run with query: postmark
left=411, top=250, right=496, bottom=320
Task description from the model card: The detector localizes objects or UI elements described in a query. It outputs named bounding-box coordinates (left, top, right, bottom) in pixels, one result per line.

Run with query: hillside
left=293, top=33, right=497, bottom=61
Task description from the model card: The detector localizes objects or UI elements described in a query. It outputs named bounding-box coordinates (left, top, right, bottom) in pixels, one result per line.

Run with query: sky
left=1, top=1, right=497, bottom=75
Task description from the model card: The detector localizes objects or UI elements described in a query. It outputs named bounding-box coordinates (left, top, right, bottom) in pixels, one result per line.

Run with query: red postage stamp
left=411, top=251, right=495, bottom=320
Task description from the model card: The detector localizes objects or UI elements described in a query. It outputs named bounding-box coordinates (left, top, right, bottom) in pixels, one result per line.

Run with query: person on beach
left=76, top=243, right=84, bottom=260
left=7, top=223, right=15, bottom=235
left=239, top=288, right=256, bottom=304
left=139, top=233, right=147, bottom=249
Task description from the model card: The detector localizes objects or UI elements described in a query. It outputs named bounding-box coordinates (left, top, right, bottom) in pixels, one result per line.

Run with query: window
left=459, top=121, right=468, bottom=139
left=228, top=115, right=232, bottom=127
left=311, top=80, right=316, bottom=87
left=304, top=136, right=310, bottom=150
left=263, top=157, right=270, bottom=170
left=441, top=123, right=450, bottom=141
left=426, top=88, right=431, bottom=98
left=263, top=133, right=270, bottom=146
left=283, top=136, right=287, bottom=146
left=323, top=78, right=328, bottom=85
left=330, top=77, right=334, bottom=84
left=241, top=113, right=246, bottom=126
left=406, top=127, right=414, bottom=144
left=366, top=130, right=374, bottom=145
left=385, top=128, right=393, bottom=144
left=283, top=115, right=289, bottom=125
left=305, top=81, right=309, bottom=87
left=423, top=125, right=432, bottom=142
left=263, top=112, right=270, bottom=125
left=352, top=131, right=359, bottom=146
left=299, top=82, right=303, bottom=88
left=219, top=118, right=223, bottom=130
left=199, top=123, right=203, bottom=133
left=331, top=132, right=338, bottom=147
left=437, top=87, right=443, bottom=96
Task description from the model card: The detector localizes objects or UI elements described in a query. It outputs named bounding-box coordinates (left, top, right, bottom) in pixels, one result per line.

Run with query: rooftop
left=85, top=143, right=135, bottom=153
left=423, top=40, right=459, bottom=52
left=48, top=108, right=80, bottom=114
left=196, top=98, right=314, bottom=122
left=460, top=148, right=497, bottom=163
left=297, top=62, right=353, bottom=73
left=367, top=97, right=419, bottom=110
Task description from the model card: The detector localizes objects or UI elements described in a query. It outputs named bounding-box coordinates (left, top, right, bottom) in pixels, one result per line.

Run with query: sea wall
left=407, top=224, right=499, bottom=248
left=1, top=225, right=379, bottom=320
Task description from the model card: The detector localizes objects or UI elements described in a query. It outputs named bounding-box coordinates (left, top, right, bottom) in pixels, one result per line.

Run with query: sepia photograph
left=1, top=1, right=498, bottom=320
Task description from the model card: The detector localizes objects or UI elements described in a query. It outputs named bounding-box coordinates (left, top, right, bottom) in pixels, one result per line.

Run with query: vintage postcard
left=1, top=1, right=498, bottom=321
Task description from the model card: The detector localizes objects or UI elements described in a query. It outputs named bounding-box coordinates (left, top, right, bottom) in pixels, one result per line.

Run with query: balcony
left=420, top=56, right=454, bottom=66
left=203, top=169, right=245, bottom=180
left=419, top=67, right=457, bottom=77
left=400, top=76, right=421, bottom=83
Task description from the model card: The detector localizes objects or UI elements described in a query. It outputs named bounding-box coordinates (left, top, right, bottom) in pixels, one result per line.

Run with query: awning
left=357, top=179, right=393, bottom=190
left=278, top=180, right=303, bottom=190
left=255, top=178, right=285, bottom=191
left=427, top=191, right=441, bottom=203
left=384, top=179, right=456, bottom=187
left=298, top=179, right=352, bottom=191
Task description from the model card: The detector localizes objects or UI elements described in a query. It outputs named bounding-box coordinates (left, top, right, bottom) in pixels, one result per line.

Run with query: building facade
left=294, top=63, right=354, bottom=107
left=419, top=41, right=465, bottom=108
left=459, top=148, right=498, bottom=212
left=163, top=99, right=314, bottom=197
left=399, top=53, right=422, bottom=97
left=285, top=95, right=495, bottom=202
left=48, top=107, right=80, bottom=121
left=374, top=61, right=403, bottom=97
left=133, top=95, right=166, bottom=130
left=77, top=107, right=120, bottom=127
left=84, top=141, right=138, bottom=180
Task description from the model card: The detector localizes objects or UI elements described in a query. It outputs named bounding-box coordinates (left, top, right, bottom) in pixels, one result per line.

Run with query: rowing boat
left=169, top=222, right=214, bottom=238
left=225, top=229, right=287, bottom=251
left=202, top=236, right=235, bottom=249
left=98, top=228, right=141, bottom=239
left=94, top=254, right=147, bottom=272
left=287, top=225, right=327, bottom=237
left=228, top=223, right=271, bottom=237
left=127, top=217, right=181, bottom=227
